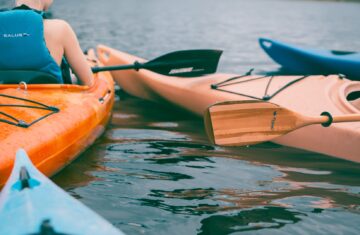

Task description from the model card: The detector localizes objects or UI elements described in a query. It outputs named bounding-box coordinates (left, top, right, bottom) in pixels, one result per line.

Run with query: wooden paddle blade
left=204, top=100, right=303, bottom=146
left=144, top=49, right=223, bottom=77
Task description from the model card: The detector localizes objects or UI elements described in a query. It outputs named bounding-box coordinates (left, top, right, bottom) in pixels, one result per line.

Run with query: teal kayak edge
left=0, top=149, right=125, bottom=235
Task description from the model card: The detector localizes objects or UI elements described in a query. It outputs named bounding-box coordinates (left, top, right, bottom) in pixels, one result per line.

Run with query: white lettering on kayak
left=169, top=67, right=194, bottom=74
left=2, top=33, right=31, bottom=38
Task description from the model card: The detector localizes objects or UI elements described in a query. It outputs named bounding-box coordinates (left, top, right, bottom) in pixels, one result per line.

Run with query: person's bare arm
left=62, top=21, right=94, bottom=87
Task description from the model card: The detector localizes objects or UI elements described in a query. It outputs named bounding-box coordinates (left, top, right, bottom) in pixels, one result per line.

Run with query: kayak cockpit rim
left=339, top=82, right=360, bottom=113
left=0, top=83, right=89, bottom=91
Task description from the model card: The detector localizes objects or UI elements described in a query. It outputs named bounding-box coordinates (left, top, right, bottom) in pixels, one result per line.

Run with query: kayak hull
left=0, top=149, right=124, bottom=235
left=0, top=49, right=115, bottom=188
left=259, top=38, right=360, bottom=80
left=97, top=45, right=360, bottom=163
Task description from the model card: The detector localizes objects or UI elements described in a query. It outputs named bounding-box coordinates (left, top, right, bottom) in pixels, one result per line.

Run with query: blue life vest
left=0, top=9, right=63, bottom=83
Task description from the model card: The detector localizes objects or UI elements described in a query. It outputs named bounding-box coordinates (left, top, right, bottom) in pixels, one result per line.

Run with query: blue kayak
left=259, top=38, right=360, bottom=80
left=0, top=149, right=125, bottom=235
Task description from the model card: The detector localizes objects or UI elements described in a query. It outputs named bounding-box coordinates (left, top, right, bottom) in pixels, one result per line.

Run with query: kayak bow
left=259, top=38, right=360, bottom=80
left=0, top=149, right=125, bottom=235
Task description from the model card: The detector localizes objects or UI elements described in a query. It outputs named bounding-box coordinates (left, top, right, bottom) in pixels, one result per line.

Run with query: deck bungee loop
left=210, top=69, right=311, bottom=101
left=0, top=93, right=59, bottom=128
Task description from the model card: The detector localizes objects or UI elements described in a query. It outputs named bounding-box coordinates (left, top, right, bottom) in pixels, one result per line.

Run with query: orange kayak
left=97, top=45, right=360, bottom=163
left=0, top=49, right=115, bottom=188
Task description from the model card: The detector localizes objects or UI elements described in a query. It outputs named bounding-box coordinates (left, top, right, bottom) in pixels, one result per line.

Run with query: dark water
left=2, top=0, right=360, bottom=234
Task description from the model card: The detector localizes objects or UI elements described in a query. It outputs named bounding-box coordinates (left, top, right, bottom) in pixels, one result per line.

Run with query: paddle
left=204, top=100, right=360, bottom=146
left=92, top=49, right=223, bottom=77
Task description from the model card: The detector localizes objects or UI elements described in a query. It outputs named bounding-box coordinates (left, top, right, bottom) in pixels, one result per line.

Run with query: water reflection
left=146, top=155, right=216, bottom=165
left=127, top=169, right=194, bottom=181
left=106, top=141, right=215, bottom=158
left=138, top=198, right=220, bottom=216
left=150, top=188, right=216, bottom=200
left=50, top=94, right=360, bottom=235
left=199, top=206, right=304, bottom=234
left=106, top=129, right=189, bottom=141
left=51, top=93, right=360, bottom=234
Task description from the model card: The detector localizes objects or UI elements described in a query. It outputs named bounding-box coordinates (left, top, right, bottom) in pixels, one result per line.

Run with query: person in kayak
left=0, top=0, right=94, bottom=86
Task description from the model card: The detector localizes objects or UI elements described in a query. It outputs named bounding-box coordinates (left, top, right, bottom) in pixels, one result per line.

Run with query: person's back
left=0, top=0, right=94, bottom=86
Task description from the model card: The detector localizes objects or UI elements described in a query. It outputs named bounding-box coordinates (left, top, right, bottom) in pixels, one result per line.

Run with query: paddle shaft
left=308, top=114, right=360, bottom=126
left=332, top=114, right=360, bottom=122
left=92, top=61, right=197, bottom=73
left=92, top=63, right=141, bottom=73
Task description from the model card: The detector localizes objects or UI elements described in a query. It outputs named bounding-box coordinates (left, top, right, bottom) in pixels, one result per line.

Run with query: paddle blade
left=144, top=49, right=222, bottom=77
left=204, top=100, right=304, bottom=146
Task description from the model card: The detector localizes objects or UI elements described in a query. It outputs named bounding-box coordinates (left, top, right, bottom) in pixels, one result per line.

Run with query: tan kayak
left=97, top=45, right=360, bottom=163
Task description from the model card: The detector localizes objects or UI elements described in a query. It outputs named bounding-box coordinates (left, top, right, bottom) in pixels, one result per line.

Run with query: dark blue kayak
left=259, top=38, right=360, bottom=80
left=0, top=149, right=125, bottom=235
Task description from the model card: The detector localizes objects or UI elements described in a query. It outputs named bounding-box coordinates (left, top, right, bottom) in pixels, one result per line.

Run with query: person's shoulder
left=44, top=19, right=74, bottom=38
left=45, top=19, right=71, bottom=29
left=44, top=19, right=75, bottom=43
